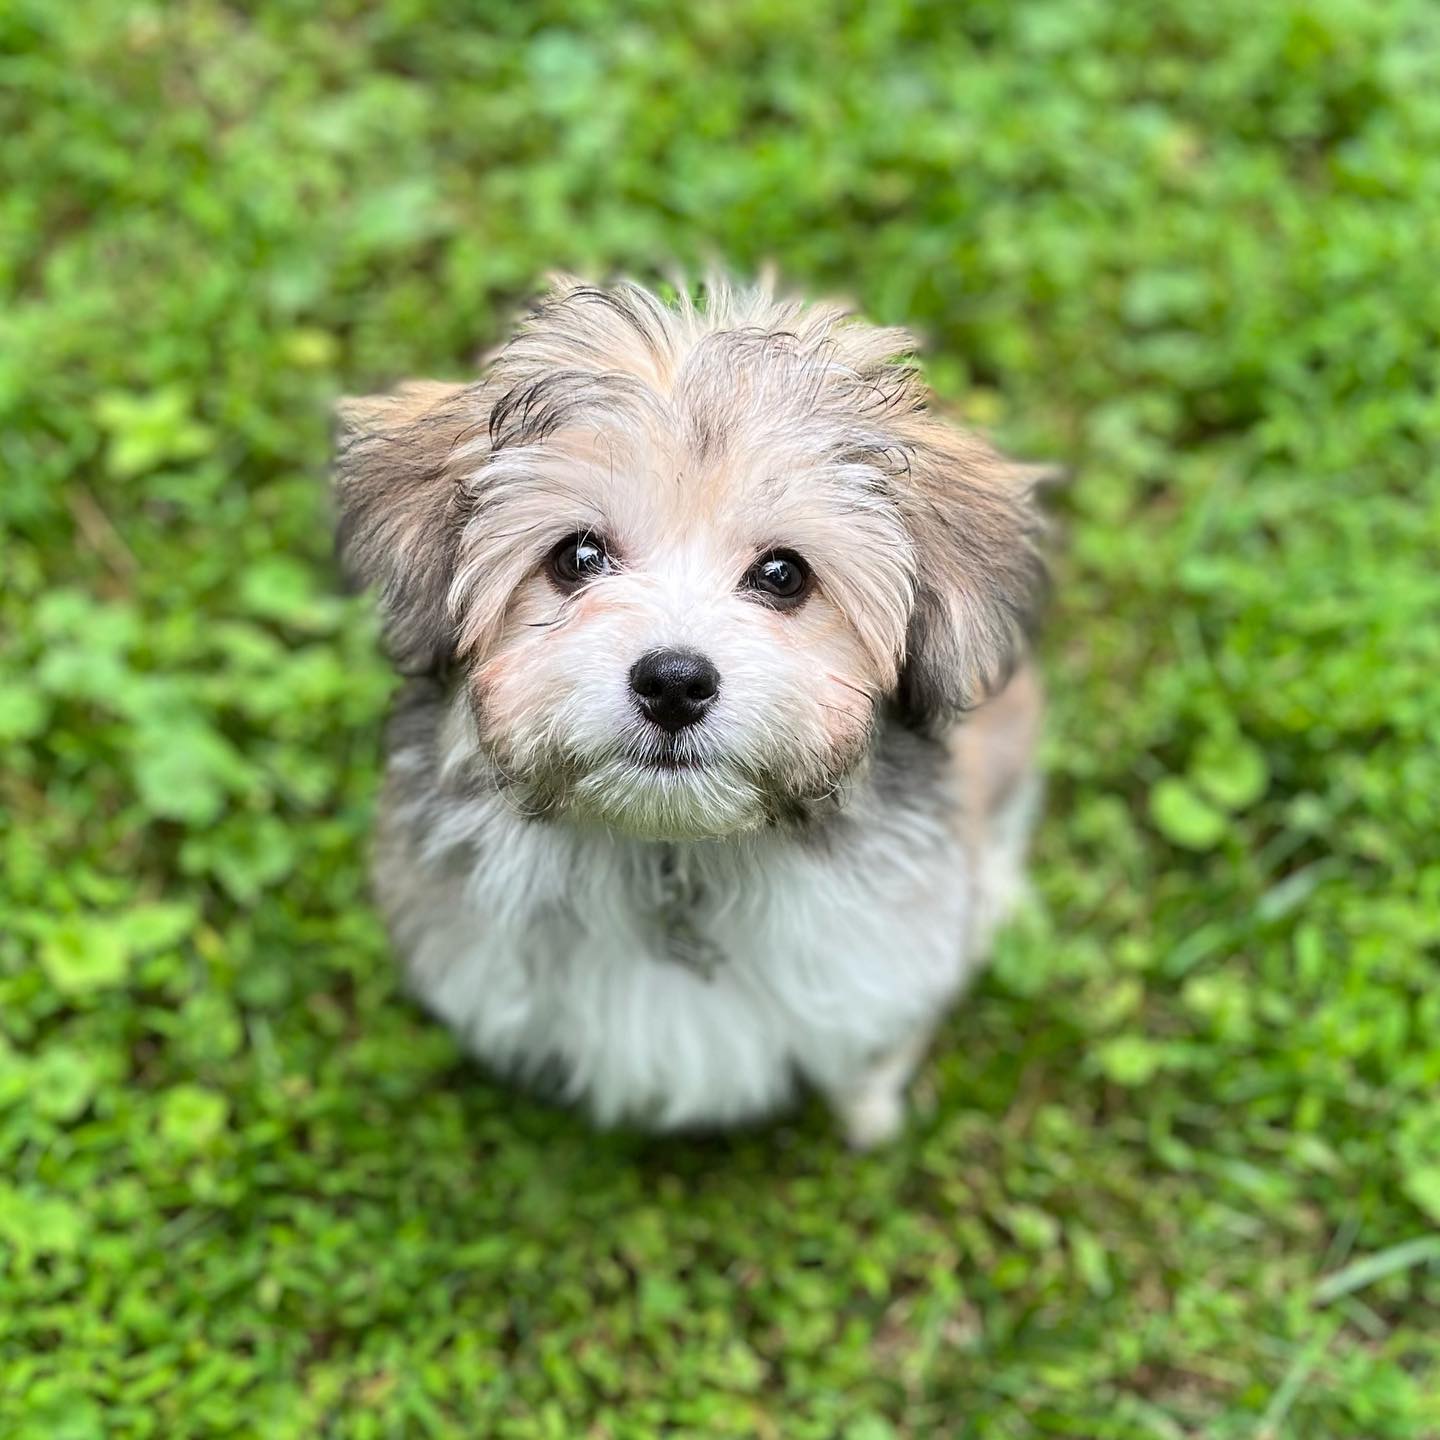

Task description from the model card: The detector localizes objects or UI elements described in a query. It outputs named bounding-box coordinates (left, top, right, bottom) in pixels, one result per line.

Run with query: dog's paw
left=836, top=1087, right=906, bottom=1150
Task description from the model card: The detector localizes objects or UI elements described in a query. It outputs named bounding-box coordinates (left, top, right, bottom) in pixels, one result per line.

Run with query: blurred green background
left=4, top=2, right=1440, bottom=1436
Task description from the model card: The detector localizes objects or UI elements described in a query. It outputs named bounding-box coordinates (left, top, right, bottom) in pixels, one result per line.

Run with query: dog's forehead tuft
left=487, top=275, right=928, bottom=468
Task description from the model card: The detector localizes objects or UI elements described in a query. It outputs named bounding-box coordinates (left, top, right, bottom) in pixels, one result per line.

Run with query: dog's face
left=336, top=278, right=1043, bottom=839
left=463, top=408, right=909, bottom=839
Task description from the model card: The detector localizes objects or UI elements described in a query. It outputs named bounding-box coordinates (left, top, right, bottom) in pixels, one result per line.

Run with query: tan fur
left=949, top=660, right=1045, bottom=848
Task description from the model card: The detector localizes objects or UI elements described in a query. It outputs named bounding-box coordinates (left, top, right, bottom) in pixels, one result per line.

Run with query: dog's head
left=335, top=276, right=1044, bottom=839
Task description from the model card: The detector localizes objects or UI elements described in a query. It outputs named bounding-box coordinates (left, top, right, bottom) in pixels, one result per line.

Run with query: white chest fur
left=380, top=780, right=981, bottom=1130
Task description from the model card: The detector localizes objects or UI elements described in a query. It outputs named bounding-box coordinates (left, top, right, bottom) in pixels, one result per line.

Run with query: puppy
left=334, top=275, right=1046, bottom=1146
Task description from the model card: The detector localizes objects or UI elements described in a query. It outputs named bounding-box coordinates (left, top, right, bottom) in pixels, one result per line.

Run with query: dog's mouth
left=628, top=742, right=707, bottom=773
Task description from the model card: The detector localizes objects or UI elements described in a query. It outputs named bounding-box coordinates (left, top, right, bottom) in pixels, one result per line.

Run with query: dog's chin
left=492, top=730, right=864, bottom=841
left=566, top=756, right=768, bottom=841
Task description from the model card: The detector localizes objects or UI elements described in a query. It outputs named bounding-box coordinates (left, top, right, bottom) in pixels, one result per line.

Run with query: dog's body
left=336, top=276, right=1046, bottom=1144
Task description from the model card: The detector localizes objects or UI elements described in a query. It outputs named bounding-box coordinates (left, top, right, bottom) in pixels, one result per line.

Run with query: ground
left=3, top=2, right=1440, bottom=1436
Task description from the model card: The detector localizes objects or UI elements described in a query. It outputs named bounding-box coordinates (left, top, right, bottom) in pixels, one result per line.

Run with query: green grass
left=3, top=1, right=1440, bottom=1435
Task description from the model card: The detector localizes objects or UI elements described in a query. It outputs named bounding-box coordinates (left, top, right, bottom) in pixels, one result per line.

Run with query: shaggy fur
left=335, top=274, right=1046, bottom=1144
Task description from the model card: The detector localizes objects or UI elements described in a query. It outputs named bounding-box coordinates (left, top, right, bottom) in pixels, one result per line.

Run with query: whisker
left=826, top=672, right=876, bottom=701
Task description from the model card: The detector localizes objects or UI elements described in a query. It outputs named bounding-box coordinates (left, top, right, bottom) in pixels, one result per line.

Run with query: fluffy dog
left=334, top=274, right=1045, bottom=1146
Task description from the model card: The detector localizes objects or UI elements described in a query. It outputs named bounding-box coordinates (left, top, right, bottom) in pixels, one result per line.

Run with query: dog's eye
left=548, top=533, right=616, bottom=589
left=743, top=549, right=811, bottom=607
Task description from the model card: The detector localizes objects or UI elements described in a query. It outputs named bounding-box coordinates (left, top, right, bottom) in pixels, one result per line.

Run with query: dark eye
left=548, top=533, right=616, bottom=589
left=743, top=549, right=812, bottom=607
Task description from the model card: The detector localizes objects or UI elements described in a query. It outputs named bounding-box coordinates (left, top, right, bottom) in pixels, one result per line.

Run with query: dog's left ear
left=894, top=423, right=1048, bottom=733
left=332, top=380, right=480, bottom=675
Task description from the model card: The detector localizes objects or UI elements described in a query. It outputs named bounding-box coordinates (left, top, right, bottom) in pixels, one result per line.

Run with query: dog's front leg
left=825, top=1028, right=933, bottom=1150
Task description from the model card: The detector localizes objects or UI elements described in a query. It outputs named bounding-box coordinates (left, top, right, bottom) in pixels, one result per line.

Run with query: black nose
left=629, top=648, right=720, bottom=733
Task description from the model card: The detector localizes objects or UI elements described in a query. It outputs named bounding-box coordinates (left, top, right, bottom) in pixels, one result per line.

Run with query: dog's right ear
left=332, top=380, right=482, bottom=675
left=892, top=422, right=1048, bottom=734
